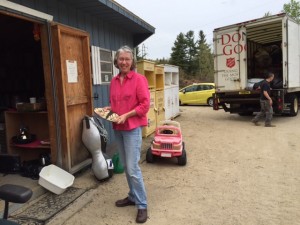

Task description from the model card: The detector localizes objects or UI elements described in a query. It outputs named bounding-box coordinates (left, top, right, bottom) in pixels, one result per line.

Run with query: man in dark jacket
left=251, top=72, right=275, bottom=127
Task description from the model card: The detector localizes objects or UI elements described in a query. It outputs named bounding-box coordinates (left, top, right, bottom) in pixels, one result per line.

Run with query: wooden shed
left=0, top=0, right=155, bottom=173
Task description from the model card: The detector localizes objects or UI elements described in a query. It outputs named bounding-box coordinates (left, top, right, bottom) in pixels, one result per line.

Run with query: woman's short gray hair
left=113, top=45, right=136, bottom=70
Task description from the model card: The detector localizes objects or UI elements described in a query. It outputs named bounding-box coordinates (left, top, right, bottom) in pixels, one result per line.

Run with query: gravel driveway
left=56, top=106, right=300, bottom=225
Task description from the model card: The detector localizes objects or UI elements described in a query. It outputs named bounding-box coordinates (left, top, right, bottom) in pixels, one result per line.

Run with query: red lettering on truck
left=221, top=32, right=246, bottom=56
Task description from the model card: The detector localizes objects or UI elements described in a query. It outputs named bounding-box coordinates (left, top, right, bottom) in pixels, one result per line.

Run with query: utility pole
left=141, top=44, right=147, bottom=59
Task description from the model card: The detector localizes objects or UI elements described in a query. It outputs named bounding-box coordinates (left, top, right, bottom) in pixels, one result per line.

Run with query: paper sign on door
left=66, top=60, right=78, bottom=83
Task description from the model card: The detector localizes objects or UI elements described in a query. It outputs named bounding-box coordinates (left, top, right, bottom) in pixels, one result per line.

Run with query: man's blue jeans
left=114, top=127, right=147, bottom=209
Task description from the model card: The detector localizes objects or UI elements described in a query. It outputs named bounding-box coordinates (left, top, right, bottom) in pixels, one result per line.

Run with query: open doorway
left=0, top=10, right=94, bottom=173
left=0, top=13, right=45, bottom=109
left=0, top=13, right=50, bottom=170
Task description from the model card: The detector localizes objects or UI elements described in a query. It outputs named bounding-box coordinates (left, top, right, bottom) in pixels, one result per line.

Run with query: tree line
left=137, top=0, right=300, bottom=85
left=169, top=30, right=214, bottom=82
left=137, top=30, right=214, bottom=84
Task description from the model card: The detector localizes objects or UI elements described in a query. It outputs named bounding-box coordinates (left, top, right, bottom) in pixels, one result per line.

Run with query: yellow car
left=179, top=83, right=215, bottom=106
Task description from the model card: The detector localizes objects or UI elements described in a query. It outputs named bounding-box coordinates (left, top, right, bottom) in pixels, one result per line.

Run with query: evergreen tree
left=284, top=0, right=300, bottom=22
left=185, top=31, right=198, bottom=75
left=197, top=31, right=214, bottom=81
left=170, top=30, right=213, bottom=80
left=170, top=32, right=188, bottom=71
left=156, top=58, right=169, bottom=64
left=170, top=31, right=199, bottom=75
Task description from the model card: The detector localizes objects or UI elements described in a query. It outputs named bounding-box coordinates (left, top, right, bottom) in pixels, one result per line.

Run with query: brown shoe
left=115, top=197, right=135, bottom=207
left=136, top=209, right=148, bottom=223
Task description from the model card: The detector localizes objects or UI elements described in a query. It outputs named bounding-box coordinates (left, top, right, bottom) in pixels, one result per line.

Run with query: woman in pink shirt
left=106, top=46, right=150, bottom=223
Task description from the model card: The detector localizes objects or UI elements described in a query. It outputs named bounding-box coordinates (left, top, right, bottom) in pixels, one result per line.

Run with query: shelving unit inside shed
left=5, top=111, right=50, bottom=162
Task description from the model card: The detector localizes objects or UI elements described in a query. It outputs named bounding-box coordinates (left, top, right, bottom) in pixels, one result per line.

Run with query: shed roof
left=63, top=0, right=155, bottom=46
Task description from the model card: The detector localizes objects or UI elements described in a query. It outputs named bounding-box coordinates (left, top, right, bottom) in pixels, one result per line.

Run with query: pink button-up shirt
left=110, top=70, right=150, bottom=130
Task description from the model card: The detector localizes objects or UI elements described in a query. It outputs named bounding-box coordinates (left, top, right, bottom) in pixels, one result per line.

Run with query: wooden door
left=50, top=24, right=92, bottom=173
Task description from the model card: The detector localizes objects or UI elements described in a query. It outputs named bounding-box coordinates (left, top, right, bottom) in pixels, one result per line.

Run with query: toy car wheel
left=146, top=148, right=154, bottom=163
left=177, top=144, right=187, bottom=166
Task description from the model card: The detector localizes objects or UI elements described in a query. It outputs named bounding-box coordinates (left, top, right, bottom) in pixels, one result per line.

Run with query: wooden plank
left=51, top=23, right=92, bottom=172
left=38, top=23, right=60, bottom=164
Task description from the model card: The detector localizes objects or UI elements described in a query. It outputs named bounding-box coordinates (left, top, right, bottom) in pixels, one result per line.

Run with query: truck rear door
left=285, top=17, right=300, bottom=88
left=214, top=26, right=247, bottom=91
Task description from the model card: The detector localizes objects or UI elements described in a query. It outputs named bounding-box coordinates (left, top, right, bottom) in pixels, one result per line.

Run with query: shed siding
left=9, top=0, right=136, bottom=144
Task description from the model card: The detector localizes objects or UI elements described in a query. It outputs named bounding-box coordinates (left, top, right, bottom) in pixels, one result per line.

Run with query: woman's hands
left=103, top=106, right=111, bottom=111
left=115, top=110, right=137, bottom=124
left=115, top=114, right=127, bottom=124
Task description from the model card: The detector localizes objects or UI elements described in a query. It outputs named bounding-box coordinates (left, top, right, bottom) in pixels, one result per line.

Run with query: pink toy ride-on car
left=146, top=120, right=186, bottom=166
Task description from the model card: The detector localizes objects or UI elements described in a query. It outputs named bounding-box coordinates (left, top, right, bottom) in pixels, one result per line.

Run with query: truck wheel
left=287, top=94, right=298, bottom=117
left=207, top=97, right=213, bottom=107
left=146, top=148, right=154, bottom=163
left=177, top=144, right=187, bottom=166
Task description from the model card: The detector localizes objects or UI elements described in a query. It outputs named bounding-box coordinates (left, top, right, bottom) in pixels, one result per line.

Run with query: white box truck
left=213, top=13, right=300, bottom=116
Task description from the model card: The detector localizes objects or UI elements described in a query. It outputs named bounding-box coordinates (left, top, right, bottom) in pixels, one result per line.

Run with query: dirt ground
left=58, top=106, right=300, bottom=225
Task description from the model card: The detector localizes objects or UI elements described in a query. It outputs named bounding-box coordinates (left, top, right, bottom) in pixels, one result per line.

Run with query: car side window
left=196, top=85, right=203, bottom=91
left=209, top=85, right=214, bottom=90
left=203, top=85, right=211, bottom=90
left=185, top=85, right=197, bottom=93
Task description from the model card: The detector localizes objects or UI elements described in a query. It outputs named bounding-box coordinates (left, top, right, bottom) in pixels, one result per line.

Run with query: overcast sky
left=115, top=0, right=290, bottom=59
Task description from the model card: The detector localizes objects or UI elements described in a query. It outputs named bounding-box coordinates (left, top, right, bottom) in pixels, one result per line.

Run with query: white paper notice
left=66, top=60, right=78, bottom=83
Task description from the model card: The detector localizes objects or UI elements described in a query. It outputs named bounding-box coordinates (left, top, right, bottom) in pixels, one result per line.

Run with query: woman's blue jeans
left=114, top=127, right=147, bottom=209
